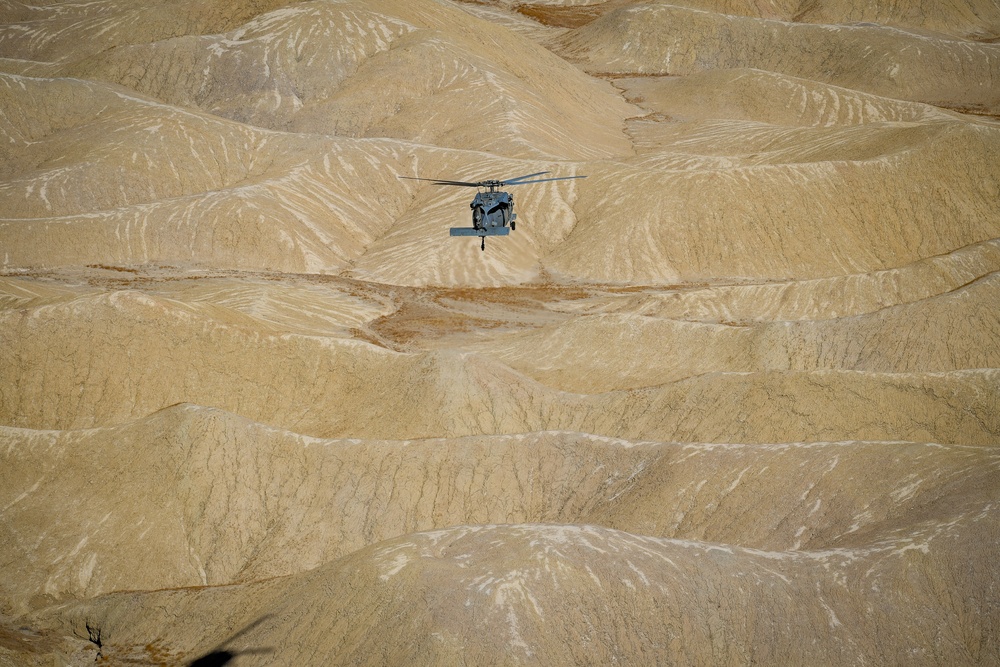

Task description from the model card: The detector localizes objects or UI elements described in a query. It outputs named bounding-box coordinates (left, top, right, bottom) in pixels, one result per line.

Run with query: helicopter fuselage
left=449, top=189, right=515, bottom=243
left=470, top=190, right=515, bottom=233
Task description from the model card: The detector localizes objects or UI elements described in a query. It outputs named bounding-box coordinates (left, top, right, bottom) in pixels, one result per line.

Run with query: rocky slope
left=1, top=0, right=998, bottom=665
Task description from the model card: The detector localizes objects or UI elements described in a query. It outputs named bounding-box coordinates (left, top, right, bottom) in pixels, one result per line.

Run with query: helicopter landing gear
left=511, top=220, right=515, bottom=231
left=481, top=237, right=485, bottom=251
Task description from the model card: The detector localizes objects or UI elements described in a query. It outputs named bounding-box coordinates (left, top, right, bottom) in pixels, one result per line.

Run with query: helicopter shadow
left=187, top=615, right=275, bottom=667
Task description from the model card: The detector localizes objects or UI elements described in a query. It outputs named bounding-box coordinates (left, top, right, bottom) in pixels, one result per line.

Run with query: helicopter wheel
left=481, top=237, right=485, bottom=251
left=511, top=221, right=515, bottom=231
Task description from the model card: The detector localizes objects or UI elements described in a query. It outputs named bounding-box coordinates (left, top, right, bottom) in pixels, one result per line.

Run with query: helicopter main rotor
left=399, top=171, right=586, bottom=192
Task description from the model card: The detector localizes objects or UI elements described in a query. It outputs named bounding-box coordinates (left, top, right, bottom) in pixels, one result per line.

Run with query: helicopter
left=399, top=171, right=587, bottom=250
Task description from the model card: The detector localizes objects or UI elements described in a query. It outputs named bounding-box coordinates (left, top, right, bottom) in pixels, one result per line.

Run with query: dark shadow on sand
left=187, top=615, right=275, bottom=666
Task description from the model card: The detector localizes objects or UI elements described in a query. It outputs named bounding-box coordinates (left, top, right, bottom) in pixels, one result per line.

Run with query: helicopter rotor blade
left=432, top=180, right=485, bottom=187
left=398, top=176, right=481, bottom=187
left=501, top=171, right=549, bottom=184
left=400, top=174, right=587, bottom=187
left=505, top=175, right=588, bottom=186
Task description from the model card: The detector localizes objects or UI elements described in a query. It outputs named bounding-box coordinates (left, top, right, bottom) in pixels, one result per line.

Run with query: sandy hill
left=1, top=0, right=998, bottom=665
left=5, top=405, right=999, bottom=664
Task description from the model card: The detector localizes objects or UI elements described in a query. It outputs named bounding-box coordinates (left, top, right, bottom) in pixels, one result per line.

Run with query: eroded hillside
left=1, top=1, right=998, bottom=665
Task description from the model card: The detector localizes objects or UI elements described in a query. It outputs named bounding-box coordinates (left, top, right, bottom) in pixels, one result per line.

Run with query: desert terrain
left=1, top=0, right=998, bottom=664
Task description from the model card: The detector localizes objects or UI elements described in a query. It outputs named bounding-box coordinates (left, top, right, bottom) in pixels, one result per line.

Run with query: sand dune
left=617, top=68, right=957, bottom=127
left=0, top=0, right=289, bottom=66
left=479, top=274, right=1000, bottom=391
left=553, top=4, right=1000, bottom=113
left=2, top=274, right=997, bottom=446
left=788, top=0, right=1000, bottom=40
left=57, top=0, right=636, bottom=159
left=577, top=238, right=1000, bottom=321
left=615, top=0, right=1000, bottom=40
left=550, top=122, right=1000, bottom=283
left=5, top=405, right=997, bottom=664
left=5, top=70, right=997, bottom=284
left=1, top=0, right=998, bottom=664
left=23, top=518, right=1000, bottom=666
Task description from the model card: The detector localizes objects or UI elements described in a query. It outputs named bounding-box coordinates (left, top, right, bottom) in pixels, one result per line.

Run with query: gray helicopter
left=400, top=171, right=586, bottom=250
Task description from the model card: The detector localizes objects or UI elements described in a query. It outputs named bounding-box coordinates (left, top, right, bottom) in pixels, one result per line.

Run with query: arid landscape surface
left=1, top=0, right=999, bottom=665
